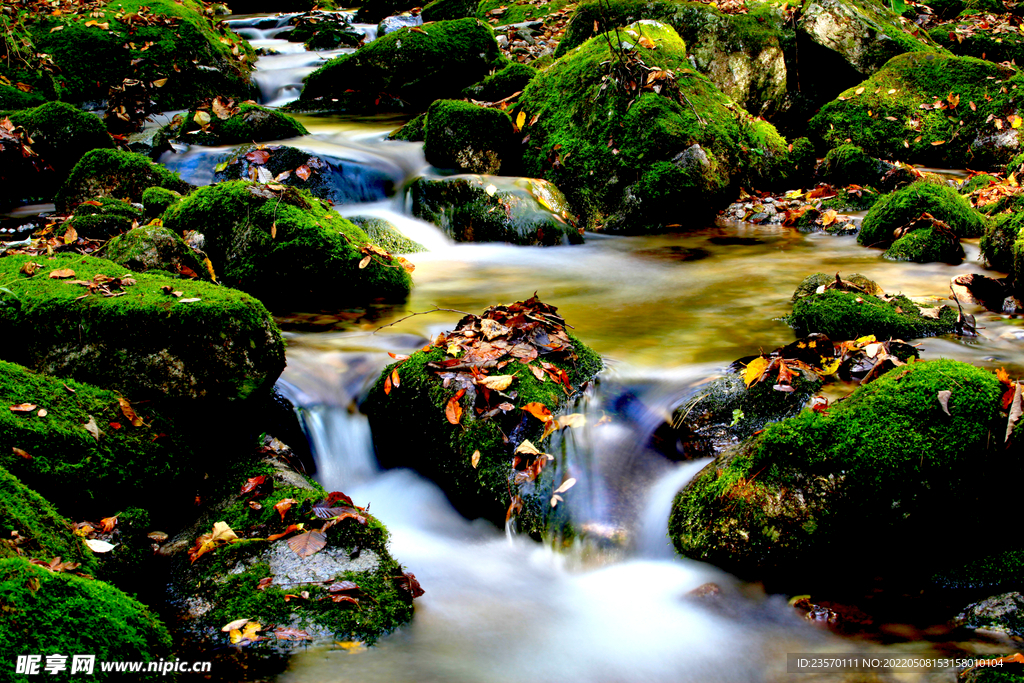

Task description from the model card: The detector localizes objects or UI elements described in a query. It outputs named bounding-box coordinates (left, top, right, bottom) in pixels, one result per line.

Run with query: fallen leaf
left=9, top=403, right=37, bottom=413
left=295, top=165, right=311, bottom=181
left=117, top=397, right=143, bottom=427
left=556, top=413, right=586, bottom=429
left=256, top=577, right=273, bottom=591
left=194, top=110, right=211, bottom=127
left=638, top=35, right=656, bottom=49
left=245, top=149, right=270, bottom=164
left=471, top=449, right=481, bottom=468
left=274, top=628, right=312, bottom=641
left=384, top=375, right=392, bottom=395
left=391, top=368, right=401, bottom=388
left=479, top=374, right=514, bottom=390
left=515, top=111, right=526, bottom=131
left=100, top=516, right=117, bottom=533
left=240, top=475, right=268, bottom=496
left=12, top=447, right=31, bottom=459
left=445, top=389, right=465, bottom=425
left=274, top=498, right=298, bottom=521
left=36, top=409, right=46, bottom=417
left=742, top=356, right=770, bottom=387
left=152, top=78, right=168, bottom=87
left=222, top=618, right=250, bottom=633
left=48, top=269, right=75, bottom=279
left=84, top=539, right=116, bottom=553
left=83, top=416, right=101, bottom=441
left=553, top=477, right=577, bottom=494
left=521, top=402, right=552, bottom=423
left=1006, top=382, right=1023, bottom=442
left=359, top=255, right=372, bottom=269
left=287, top=530, right=327, bottom=558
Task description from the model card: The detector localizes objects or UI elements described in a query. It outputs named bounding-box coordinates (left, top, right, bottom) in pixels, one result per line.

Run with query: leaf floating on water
left=557, top=413, right=586, bottom=429
left=288, top=530, right=327, bottom=558
left=937, top=389, right=952, bottom=416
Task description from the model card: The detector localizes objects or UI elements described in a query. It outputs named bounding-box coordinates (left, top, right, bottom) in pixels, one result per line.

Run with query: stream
left=164, top=12, right=1024, bottom=681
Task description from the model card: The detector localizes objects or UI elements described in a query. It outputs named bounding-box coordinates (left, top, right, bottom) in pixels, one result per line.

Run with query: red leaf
left=240, top=475, right=267, bottom=495
left=326, top=492, right=354, bottom=507
left=295, top=165, right=311, bottom=181
left=245, top=149, right=270, bottom=164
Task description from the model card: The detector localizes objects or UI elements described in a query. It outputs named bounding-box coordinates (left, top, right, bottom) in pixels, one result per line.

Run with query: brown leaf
left=48, top=269, right=75, bottom=279
left=393, top=571, right=425, bottom=598
left=256, top=577, right=274, bottom=591
left=287, top=530, right=327, bottom=558
left=63, top=226, right=77, bottom=245
left=83, top=416, right=101, bottom=441
left=445, top=388, right=466, bottom=425
left=274, top=498, right=298, bottom=521
left=521, top=402, right=552, bottom=423
left=295, top=165, right=311, bottom=181
left=117, top=397, right=143, bottom=427
left=100, top=516, right=117, bottom=533
left=245, top=149, right=270, bottom=165
left=274, top=627, right=312, bottom=640
left=358, top=255, right=372, bottom=269
left=12, top=447, right=32, bottom=460
left=240, top=475, right=268, bottom=496
left=9, top=403, right=37, bottom=413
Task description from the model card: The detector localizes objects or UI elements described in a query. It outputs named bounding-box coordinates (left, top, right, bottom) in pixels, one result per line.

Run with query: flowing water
left=173, top=16, right=1024, bottom=680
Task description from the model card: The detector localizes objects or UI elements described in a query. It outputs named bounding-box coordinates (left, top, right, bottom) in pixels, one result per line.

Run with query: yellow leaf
left=819, top=209, right=838, bottom=226
left=480, top=374, right=514, bottom=390
left=556, top=413, right=586, bottom=429
left=194, top=111, right=211, bottom=127
left=817, top=356, right=842, bottom=376
left=854, top=335, right=877, bottom=345
left=638, top=35, right=656, bottom=49
left=742, top=356, right=770, bottom=387
left=854, top=86, right=865, bottom=95
left=203, top=257, right=217, bottom=282
left=471, top=450, right=481, bottom=468
left=1013, top=115, right=1023, bottom=129
left=336, top=641, right=364, bottom=651
left=152, top=78, right=168, bottom=87
left=446, top=341, right=461, bottom=356
left=358, top=255, right=372, bottom=269
left=515, top=111, right=526, bottom=131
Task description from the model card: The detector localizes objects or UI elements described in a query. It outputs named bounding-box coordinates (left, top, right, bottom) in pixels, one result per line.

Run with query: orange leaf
left=384, top=375, right=392, bottom=395
left=100, top=516, right=118, bottom=533
left=274, top=498, right=298, bottom=521
left=48, top=269, right=75, bottom=279
left=9, top=403, right=37, bottom=413
left=521, top=402, right=552, bottom=423
left=12, top=447, right=32, bottom=460
left=117, top=397, right=143, bottom=427
left=287, top=530, right=326, bottom=558
left=391, top=368, right=401, bottom=388
left=445, top=389, right=465, bottom=424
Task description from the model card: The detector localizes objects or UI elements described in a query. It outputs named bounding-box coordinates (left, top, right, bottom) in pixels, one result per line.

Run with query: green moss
left=960, top=173, right=1000, bottom=195
left=859, top=181, right=987, bottom=248
left=55, top=148, right=192, bottom=213
left=363, top=327, right=602, bottom=536
left=423, top=99, right=514, bottom=174
left=0, top=253, right=285, bottom=403
left=981, top=211, right=1019, bottom=272
left=422, top=0, right=478, bottom=21
left=462, top=63, right=537, bottom=102
left=669, top=360, right=1004, bottom=579
left=354, top=0, right=421, bottom=22
left=162, top=180, right=411, bottom=310
left=0, top=557, right=172, bottom=679
left=0, top=84, right=45, bottom=110
left=20, top=0, right=256, bottom=109
left=155, top=103, right=308, bottom=147
left=103, top=225, right=208, bottom=278
left=929, top=20, right=1024, bottom=65
left=140, top=186, right=182, bottom=219
left=792, top=272, right=883, bottom=300
left=817, top=143, right=881, bottom=187
left=921, top=0, right=1003, bottom=18
left=788, top=289, right=958, bottom=340
left=348, top=216, right=426, bottom=253
left=809, top=53, right=1022, bottom=169
left=1007, top=153, right=1024, bottom=176
left=295, top=18, right=505, bottom=112
left=518, top=21, right=787, bottom=232
left=781, top=136, right=818, bottom=188
left=934, top=547, right=1024, bottom=591
left=819, top=188, right=882, bottom=212
left=388, top=113, right=425, bottom=141
left=476, top=0, right=572, bottom=24
left=0, top=467, right=98, bottom=574
left=884, top=227, right=965, bottom=263
left=64, top=196, right=142, bottom=240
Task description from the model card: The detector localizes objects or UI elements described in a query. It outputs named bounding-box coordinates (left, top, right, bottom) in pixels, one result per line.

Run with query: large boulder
left=0, top=557, right=172, bottom=680
left=5, top=102, right=112, bottom=183
left=0, top=254, right=285, bottom=403
left=4, top=0, right=256, bottom=109
left=55, top=149, right=193, bottom=213
left=462, top=63, right=538, bottom=102
left=161, top=181, right=413, bottom=310
left=154, top=102, right=308, bottom=148
left=669, top=360, right=1007, bottom=583
left=517, top=21, right=788, bottom=233
left=294, top=18, right=506, bottom=112
left=423, top=99, right=515, bottom=174
left=166, top=456, right=418, bottom=650
left=788, top=288, right=958, bottom=339
left=859, top=181, right=987, bottom=248
left=411, top=175, right=583, bottom=245
left=362, top=297, right=603, bottom=537
left=809, top=53, right=1024, bottom=169
left=65, top=197, right=144, bottom=240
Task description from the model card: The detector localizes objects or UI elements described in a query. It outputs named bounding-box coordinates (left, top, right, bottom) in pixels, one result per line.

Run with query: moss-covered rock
left=954, top=592, right=1024, bottom=637
left=788, top=287, right=958, bottom=339
left=477, top=0, right=572, bottom=25
left=348, top=216, right=426, bottom=253
left=162, top=181, right=412, bottom=309
left=104, top=225, right=209, bottom=278
left=960, top=173, right=1000, bottom=195
left=929, top=18, right=1024, bottom=67
left=423, top=99, right=515, bottom=174
left=55, top=149, right=193, bottom=213
left=0, top=467, right=97, bottom=574
left=6, top=101, right=112, bottom=182
left=792, top=272, right=884, bottom=300
left=285, top=11, right=364, bottom=49
left=141, top=186, right=183, bottom=219
left=462, top=63, right=538, bottom=103
left=354, top=0, right=421, bottom=23
left=781, top=137, right=819, bottom=189
left=155, top=103, right=308, bottom=148
left=7, top=0, right=256, bottom=110
left=518, top=21, right=788, bottom=233
left=167, top=456, right=416, bottom=649
left=363, top=297, right=603, bottom=536
left=0, top=83, right=45, bottom=110
left=817, top=143, right=884, bottom=187
left=809, top=53, right=1024, bottom=169
left=295, top=18, right=505, bottom=112
left=0, top=254, right=285, bottom=402
left=0, top=557, right=172, bottom=679
left=422, top=0, right=479, bottom=22
left=64, top=196, right=143, bottom=240
left=669, top=359, right=1005, bottom=581
left=388, top=113, right=426, bottom=141
left=934, top=547, right=1024, bottom=592
left=884, top=226, right=966, bottom=263
left=981, top=211, right=1020, bottom=272
left=210, top=144, right=393, bottom=204
left=859, top=181, right=986, bottom=248
left=411, top=175, right=583, bottom=245
left=921, top=0, right=1003, bottom=19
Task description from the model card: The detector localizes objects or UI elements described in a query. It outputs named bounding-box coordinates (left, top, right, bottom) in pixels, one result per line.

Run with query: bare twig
left=372, top=305, right=471, bottom=334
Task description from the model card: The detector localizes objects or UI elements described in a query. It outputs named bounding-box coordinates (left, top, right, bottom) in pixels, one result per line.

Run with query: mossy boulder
left=517, top=21, right=788, bottom=233
left=65, top=197, right=143, bottom=240
left=354, top=0, right=421, bottom=23
left=422, top=0, right=479, bottom=22
left=462, top=63, right=538, bottom=102
left=0, top=467, right=98, bottom=574
left=555, top=0, right=789, bottom=117
left=167, top=457, right=416, bottom=648
left=6, top=101, right=112, bottom=182
left=363, top=298, right=604, bottom=537
left=104, top=225, right=209, bottom=277
left=0, top=557, right=172, bottom=679
left=859, top=181, right=986, bottom=248
left=208, top=144, right=393, bottom=204
left=388, top=113, right=426, bottom=141
left=816, top=143, right=884, bottom=187
left=929, top=19, right=1024, bottom=66
left=960, top=173, right=1000, bottom=195
left=981, top=212, right=1019, bottom=272
left=9, top=0, right=256, bottom=109
left=884, top=226, right=965, bottom=264
left=669, top=360, right=1006, bottom=582
left=809, top=53, right=1024, bottom=169
left=411, top=175, right=583, bottom=245
left=954, top=592, right=1024, bottom=637
left=781, top=137, right=819, bottom=189
left=921, top=0, right=1003, bottom=19
left=141, top=186, right=183, bottom=219
left=788, top=288, right=958, bottom=339
left=55, top=149, right=193, bottom=213
left=0, top=83, right=45, bottom=110
left=792, top=272, right=884, bottom=300
left=161, top=181, right=412, bottom=310
left=0, top=359, right=203, bottom=521
left=155, top=103, right=308, bottom=148
left=285, top=11, right=364, bottom=49
left=0, top=254, right=285, bottom=402
left=348, top=216, right=426, bottom=253
left=295, top=18, right=505, bottom=112
left=423, top=99, right=515, bottom=174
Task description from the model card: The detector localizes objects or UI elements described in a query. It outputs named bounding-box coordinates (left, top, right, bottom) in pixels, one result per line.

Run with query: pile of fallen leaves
left=0, top=116, right=52, bottom=182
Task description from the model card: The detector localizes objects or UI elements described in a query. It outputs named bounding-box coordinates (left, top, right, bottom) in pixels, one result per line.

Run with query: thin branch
left=372, top=305, right=471, bottom=334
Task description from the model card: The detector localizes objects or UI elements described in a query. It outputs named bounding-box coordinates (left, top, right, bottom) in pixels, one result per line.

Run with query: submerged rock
left=669, top=359, right=1006, bottom=583
left=166, top=456, right=417, bottom=651
left=517, top=21, right=787, bottom=233
left=954, top=592, right=1024, bottom=637
left=363, top=297, right=603, bottom=537
left=0, top=253, right=285, bottom=403
left=423, top=99, right=515, bottom=174
left=55, top=149, right=193, bottom=213
left=788, top=287, right=958, bottom=340
left=411, top=175, right=583, bottom=245
left=296, top=18, right=505, bottom=112
left=162, top=181, right=412, bottom=309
